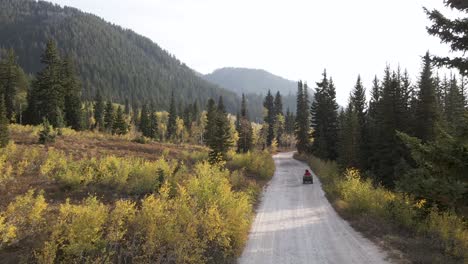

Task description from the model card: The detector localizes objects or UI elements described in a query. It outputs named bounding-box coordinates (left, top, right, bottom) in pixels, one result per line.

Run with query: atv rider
left=304, top=169, right=311, bottom=177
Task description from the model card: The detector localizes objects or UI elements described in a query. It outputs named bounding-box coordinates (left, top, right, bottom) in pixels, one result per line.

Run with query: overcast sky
left=49, top=0, right=458, bottom=105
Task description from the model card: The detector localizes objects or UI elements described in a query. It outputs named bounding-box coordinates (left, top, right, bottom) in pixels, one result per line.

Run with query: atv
left=303, top=174, right=313, bottom=184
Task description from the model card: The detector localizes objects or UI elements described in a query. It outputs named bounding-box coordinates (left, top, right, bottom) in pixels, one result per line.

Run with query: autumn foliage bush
left=1, top=161, right=254, bottom=263
left=228, top=150, right=275, bottom=181
left=40, top=149, right=175, bottom=194
left=297, top=153, right=468, bottom=260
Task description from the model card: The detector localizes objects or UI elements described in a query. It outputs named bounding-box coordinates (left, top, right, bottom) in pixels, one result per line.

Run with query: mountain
left=204, top=67, right=297, bottom=96
left=204, top=68, right=304, bottom=120
left=0, top=0, right=239, bottom=112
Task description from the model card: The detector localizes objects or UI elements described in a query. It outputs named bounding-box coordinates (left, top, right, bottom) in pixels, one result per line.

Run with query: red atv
left=303, top=169, right=313, bottom=184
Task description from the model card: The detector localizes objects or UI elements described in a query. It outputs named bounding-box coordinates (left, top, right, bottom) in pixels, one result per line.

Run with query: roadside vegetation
left=292, top=2, right=467, bottom=263
left=0, top=124, right=275, bottom=263
left=296, top=154, right=467, bottom=263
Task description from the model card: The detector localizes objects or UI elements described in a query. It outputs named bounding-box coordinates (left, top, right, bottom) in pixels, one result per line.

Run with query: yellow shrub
left=187, top=162, right=253, bottom=259
left=96, top=156, right=131, bottom=188
left=301, top=154, right=468, bottom=261
left=127, top=158, right=171, bottom=194
left=1, top=190, right=48, bottom=247
left=107, top=200, right=136, bottom=243
left=229, top=151, right=275, bottom=180
left=51, top=197, right=108, bottom=258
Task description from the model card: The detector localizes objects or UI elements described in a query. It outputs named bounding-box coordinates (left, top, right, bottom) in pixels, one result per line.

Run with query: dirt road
left=238, top=152, right=390, bottom=264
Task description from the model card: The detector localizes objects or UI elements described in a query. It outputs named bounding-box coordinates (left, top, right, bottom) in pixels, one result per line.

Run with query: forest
left=0, top=0, right=240, bottom=113
left=0, top=0, right=467, bottom=263
left=295, top=1, right=467, bottom=262
left=0, top=27, right=291, bottom=262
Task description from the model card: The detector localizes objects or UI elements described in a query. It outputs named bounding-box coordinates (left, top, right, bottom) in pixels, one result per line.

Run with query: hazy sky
left=49, top=0, right=458, bottom=105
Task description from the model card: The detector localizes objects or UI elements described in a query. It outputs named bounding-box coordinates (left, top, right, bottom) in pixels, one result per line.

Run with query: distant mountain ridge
left=0, top=0, right=239, bottom=112
left=204, top=67, right=297, bottom=96
left=204, top=67, right=308, bottom=120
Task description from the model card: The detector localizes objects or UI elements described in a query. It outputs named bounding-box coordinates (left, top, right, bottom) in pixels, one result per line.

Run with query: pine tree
left=367, top=76, right=382, bottom=172
left=237, top=94, right=253, bottom=153
left=310, top=70, right=339, bottom=160
left=295, top=81, right=310, bottom=153
left=210, top=96, right=233, bottom=162
left=274, top=91, right=284, bottom=144
left=337, top=103, right=359, bottom=168
left=263, top=90, right=275, bottom=146
left=370, top=67, right=412, bottom=187
left=425, top=1, right=468, bottom=75
left=149, top=103, right=158, bottom=139
left=38, top=118, right=56, bottom=144
left=139, top=103, right=151, bottom=137
left=204, top=98, right=217, bottom=147
left=415, top=52, right=439, bottom=142
left=274, top=91, right=283, bottom=116
left=124, top=98, right=130, bottom=115
left=445, top=76, right=465, bottom=136
left=25, top=40, right=64, bottom=126
left=0, top=98, right=9, bottom=147
left=61, top=56, right=82, bottom=130
left=183, top=103, right=192, bottom=131
left=285, top=107, right=295, bottom=135
left=104, top=101, right=114, bottom=132
left=349, top=75, right=367, bottom=168
left=112, top=106, right=128, bottom=135
left=0, top=49, right=18, bottom=121
left=167, top=92, right=177, bottom=140
left=93, top=90, right=105, bottom=130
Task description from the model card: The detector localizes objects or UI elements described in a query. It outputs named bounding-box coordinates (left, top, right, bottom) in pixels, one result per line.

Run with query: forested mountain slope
left=205, top=68, right=304, bottom=120
left=205, top=67, right=297, bottom=96
left=0, top=0, right=239, bottom=112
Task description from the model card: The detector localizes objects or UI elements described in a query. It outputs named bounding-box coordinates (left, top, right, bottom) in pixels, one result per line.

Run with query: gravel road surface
left=238, top=152, right=390, bottom=264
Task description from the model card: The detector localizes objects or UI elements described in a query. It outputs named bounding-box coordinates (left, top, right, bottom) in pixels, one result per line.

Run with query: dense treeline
left=296, top=0, right=468, bottom=212
left=0, top=0, right=239, bottom=112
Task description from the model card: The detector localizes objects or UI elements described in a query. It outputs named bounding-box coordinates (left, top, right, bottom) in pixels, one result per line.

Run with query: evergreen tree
left=263, top=90, right=275, bottom=146
left=61, top=56, right=82, bottom=130
left=112, top=106, right=127, bottom=135
left=274, top=91, right=283, bottom=116
left=204, top=98, right=217, bottom=147
left=139, top=103, right=151, bottom=137
left=310, top=70, right=339, bottom=160
left=0, top=49, right=18, bottom=121
left=38, top=118, right=56, bottom=144
left=237, top=94, right=253, bottom=153
left=445, top=76, right=466, bottom=136
left=284, top=107, right=295, bottom=134
left=371, top=67, right=411, bottom=187
left=0, top=98, right=9, bottom=147
left=415, top=52, right=439, bottom=142
left=183, top=103, right=192, bottom=131
left=295, top=81, right=310, bottom=153
left=124, top=98, right=130, bottom=115
left=367, top=76, right=382, bottom=172
left=104, top=101, right=114, bottom=132
left=25, top=40, right=64, bottom=126
left=274, top=91, right=284, bottom=144
left=425, top=1, right=468, bottom=75
left=167, top=92, right=177, bottom=140
left=337, top=103, right=359, bottom=168
left=93, top=90, right=105, bottom=130
left=204, top=97, right=233, bottom=163
left=149, top=103, right=158, bottom=139
left=349, top=75, right=367, bottom=168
